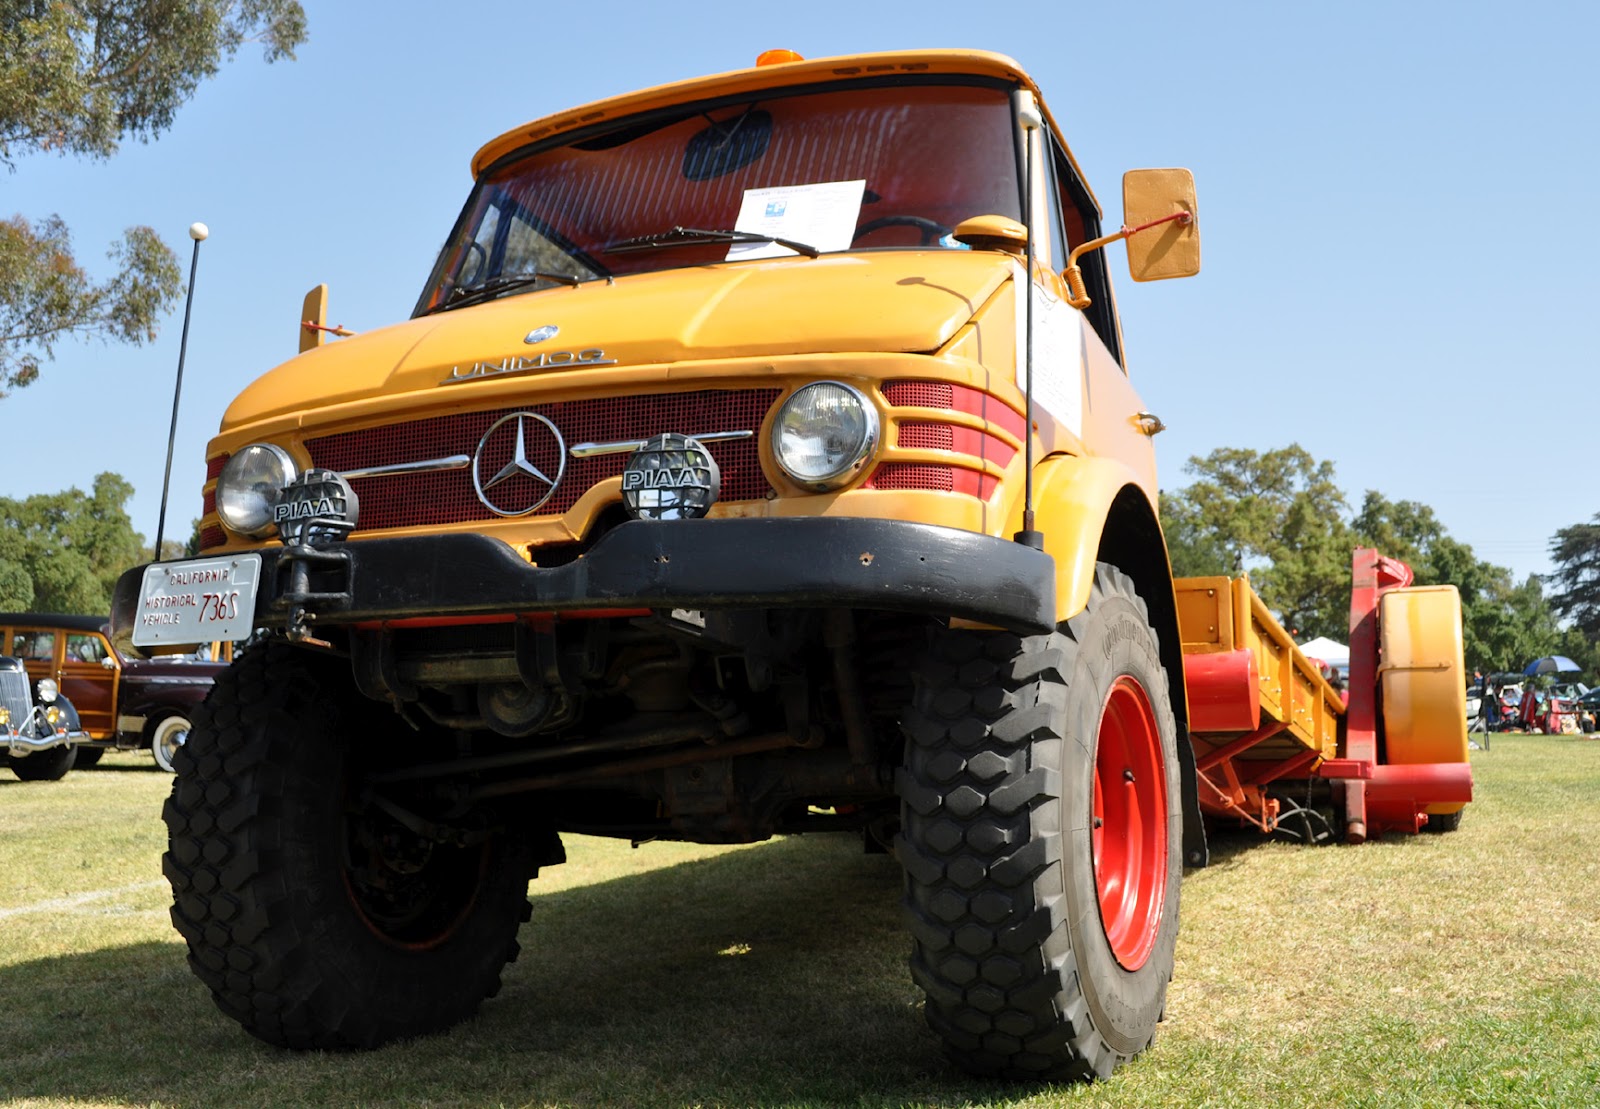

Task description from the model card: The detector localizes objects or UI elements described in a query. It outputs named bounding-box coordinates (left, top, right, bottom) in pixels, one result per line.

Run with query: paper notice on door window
left=727, top=180, right=866, bottom=260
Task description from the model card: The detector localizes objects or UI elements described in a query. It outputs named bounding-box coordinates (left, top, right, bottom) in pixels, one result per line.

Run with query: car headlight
left=216, top=444, right=298, bottom=537
left=770, top=382, right=878, bottom=489
left=36, top=678, right=58, bottom=704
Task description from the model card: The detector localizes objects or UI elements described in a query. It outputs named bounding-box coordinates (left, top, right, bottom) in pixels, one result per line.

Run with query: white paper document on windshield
left=727, top=179, right=866, bottom=260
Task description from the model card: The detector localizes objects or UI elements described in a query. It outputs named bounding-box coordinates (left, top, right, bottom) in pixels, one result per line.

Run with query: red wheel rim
left=1091, top=675, right=1168, bottom=970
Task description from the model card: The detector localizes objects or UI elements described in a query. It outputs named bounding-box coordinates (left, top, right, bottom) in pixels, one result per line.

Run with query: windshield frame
left=412, top=73, right=1025, bottom=318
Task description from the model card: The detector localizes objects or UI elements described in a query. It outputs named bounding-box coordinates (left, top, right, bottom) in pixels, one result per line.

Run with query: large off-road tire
left=162, top=641, right=545, bottom=1049
left=898, top=563, right=1182, bottom=1081
left=9, top=742, right=77, bottom=781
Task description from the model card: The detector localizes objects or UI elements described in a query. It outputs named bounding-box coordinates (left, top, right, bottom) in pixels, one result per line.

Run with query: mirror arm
left=1062, top=210, right=1194, bottom=309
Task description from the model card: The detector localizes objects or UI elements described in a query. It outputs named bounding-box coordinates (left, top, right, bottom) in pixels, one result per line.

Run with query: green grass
left=2, top=737, right=1597, bottom=1108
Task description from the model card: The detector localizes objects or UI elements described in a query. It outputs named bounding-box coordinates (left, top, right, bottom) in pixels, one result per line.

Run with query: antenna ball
left=188, top=222, right=210, bottom=242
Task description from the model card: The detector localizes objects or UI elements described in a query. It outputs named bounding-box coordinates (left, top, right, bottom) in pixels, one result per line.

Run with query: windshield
left=415, top=81, right=1021, bottom=314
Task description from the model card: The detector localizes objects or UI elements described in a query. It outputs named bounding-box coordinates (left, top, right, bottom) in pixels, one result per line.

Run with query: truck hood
left=224, top=251, right=1013, bottom=428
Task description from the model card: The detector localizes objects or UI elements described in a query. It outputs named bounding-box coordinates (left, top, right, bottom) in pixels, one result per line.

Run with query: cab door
left=60, top=632, right=119, bottom=739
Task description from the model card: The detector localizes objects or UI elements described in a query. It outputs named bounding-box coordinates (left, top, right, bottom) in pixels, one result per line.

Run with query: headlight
left=770, top=382, right=878, bottom=489
left=216, top=444, right=298, bottom=537
left=36, top=678, right=58, bottom=704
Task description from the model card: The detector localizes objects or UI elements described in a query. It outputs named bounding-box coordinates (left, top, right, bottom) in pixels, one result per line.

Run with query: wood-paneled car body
left=0, top=614, right=228, bottom=771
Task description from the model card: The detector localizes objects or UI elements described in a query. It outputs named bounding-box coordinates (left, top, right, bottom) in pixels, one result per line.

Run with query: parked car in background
left=0, top=614, right=230, bottom=771
left=1, top=655, right=88, bottom=780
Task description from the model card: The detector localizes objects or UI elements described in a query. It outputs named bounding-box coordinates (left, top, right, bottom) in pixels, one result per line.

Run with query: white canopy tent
left=1298, top=636, right=1349, bottom=678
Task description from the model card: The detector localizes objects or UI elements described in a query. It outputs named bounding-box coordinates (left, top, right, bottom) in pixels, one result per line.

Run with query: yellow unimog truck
left=111, top=48, right=1470, bottom=1082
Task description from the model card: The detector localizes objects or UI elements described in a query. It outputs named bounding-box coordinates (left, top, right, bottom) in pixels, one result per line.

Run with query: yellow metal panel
left=1172, top=572, right=1344, bottom=758
left=1379, top=586, right=1469, bottom=769
left=1173, top=577, right=1235, bottom=652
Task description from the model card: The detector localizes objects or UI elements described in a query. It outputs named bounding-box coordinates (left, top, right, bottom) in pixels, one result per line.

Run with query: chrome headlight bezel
left=216, top=444, right=299, bottom=537
left=769, top=381, right=879, bottom=490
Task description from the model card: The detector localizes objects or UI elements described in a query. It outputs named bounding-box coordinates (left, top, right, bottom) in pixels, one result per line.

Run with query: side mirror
left=299, top=283, right=356, bottom=353
left=300, top=284, right=329, bottom=353
left=1123, top=168, right=1200, bottom=282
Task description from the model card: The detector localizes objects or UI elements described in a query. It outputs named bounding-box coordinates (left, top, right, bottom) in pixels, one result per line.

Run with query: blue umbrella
left=1524, top=655, right=1581, bottom=676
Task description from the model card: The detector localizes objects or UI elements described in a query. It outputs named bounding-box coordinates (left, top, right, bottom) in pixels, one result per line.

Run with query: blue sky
left=3, top=0, right=1594, bottom=585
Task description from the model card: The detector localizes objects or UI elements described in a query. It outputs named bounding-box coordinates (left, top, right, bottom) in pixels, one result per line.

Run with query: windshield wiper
left=604, top=226, right=820, bottom=259
left=435, top=270, right=583, bottom=313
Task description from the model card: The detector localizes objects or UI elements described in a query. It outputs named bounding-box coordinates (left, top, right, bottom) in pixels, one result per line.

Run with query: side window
left=13, top=630, right=55, bottom=661
left=66, top=634, right=108, bottom=665
left=1047, top=138, right=1123, bottom=367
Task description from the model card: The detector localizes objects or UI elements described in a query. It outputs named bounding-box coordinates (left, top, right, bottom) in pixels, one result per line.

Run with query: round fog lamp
left=274, top=468, right=360, bottom=548
left=620, top=434, right=720, bottom=520
left=217, top=444, right=298, bottom=537
left=771, top=381, right=877, bottom=489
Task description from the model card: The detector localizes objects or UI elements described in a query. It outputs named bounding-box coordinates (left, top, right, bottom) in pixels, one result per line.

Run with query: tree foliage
left=0, top=1, right=307, bottom=394
left=1163, top=445, right=1569, bottom=672
left=1161, top=445, right=1355, bottom=639
left=1546, top=518, right=1600, bottom=641
left=0, top=214, right=182, bottom=393
left=0, top=1, right=306, bottom=163
left=0, top=472, right=145, bottom=613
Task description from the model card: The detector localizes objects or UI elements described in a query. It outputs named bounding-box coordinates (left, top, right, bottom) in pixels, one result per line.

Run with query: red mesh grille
left=898, top=422, right=955, bottom=451
left=306, top=389, right=779, bottom=533
left=202, top=488, right=216, bottom=517
left=200, top=525, right=224, bottom=550
left=883, top=381, right=954, bottom=409
left=206, top=454, right=229, bottom=481
left=870, top=463, right=955, bottom=492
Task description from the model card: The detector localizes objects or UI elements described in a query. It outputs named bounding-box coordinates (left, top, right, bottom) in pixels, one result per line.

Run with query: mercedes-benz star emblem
left=472, top=412, right=568, bottom=516
left=524, top=324, right=560, bottom=345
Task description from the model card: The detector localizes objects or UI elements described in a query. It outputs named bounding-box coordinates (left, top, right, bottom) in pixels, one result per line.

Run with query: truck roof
left=470, top=48, right=1097, bottom=212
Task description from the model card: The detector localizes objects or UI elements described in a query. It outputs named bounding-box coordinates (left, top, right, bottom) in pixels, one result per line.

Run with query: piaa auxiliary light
left=620, top=433, right=720, bottom=521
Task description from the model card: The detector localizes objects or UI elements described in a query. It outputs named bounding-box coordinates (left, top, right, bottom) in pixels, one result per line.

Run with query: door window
left=66, top=634, right=109, bottom=664
left=13, top=630, right=55, bottom=662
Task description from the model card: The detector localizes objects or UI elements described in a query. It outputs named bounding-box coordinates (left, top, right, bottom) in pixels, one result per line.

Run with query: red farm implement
left=1177, top=548, right=1472, bottom=841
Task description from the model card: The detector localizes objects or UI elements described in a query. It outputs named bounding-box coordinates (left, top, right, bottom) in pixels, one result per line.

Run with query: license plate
left=132, top=554, right=262, bottom=648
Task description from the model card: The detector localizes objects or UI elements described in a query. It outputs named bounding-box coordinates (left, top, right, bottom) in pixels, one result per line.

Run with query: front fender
left=1007, top=453, right=1154, bottom=623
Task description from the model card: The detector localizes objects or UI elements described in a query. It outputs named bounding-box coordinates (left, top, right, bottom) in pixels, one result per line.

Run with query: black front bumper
left=110, top=518, right=1056, bottom=655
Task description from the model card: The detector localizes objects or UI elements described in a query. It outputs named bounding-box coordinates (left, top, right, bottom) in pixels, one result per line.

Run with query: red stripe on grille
left=206, top=454, right=229, bottom=480
left=306, top=389, right=779, bottom=533
left=883, top=380, right=1025, bottom=440
left=200, top=525, right=224, bottom=550
left=867, top=463, right=997, bottom=499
